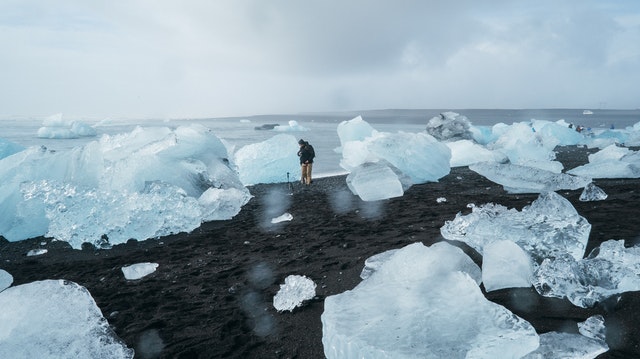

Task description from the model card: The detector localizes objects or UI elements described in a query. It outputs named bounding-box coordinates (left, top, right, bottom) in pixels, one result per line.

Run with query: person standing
left=297, top=139, right=315, bottom=185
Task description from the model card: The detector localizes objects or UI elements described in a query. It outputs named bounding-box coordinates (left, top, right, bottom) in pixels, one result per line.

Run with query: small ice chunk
left=273, top=275, right=316, bottom=312
left=121, top=262, right=159, bottom=280
left=579, top=315, right=607, bottom=343
left=579, top=183, right=608, bottom=202
left=26, top=248, right=48, bottom=256
left=482, top=240, right=534, bottom=292
left=0, top=269, right=13, bottom=292
left=271, top=212, right=293, bottom=224
left=436, top=197, right=447, bottom=203
left=521, top=331, right=608, bottom=358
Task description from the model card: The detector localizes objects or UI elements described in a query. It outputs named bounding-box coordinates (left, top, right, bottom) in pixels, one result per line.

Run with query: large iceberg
left=337, top=116, right=450, bottom=200
left=533, top=240, right=640, bottom=308
left=440, top=192, right=591, bottom=262
left=469, top=162, right=591, bottom=194
left=0, top=279, right=133, bottom=358
left=322, top=242, right=539, bottom=358
left=0, top=124, right=251, bottom=248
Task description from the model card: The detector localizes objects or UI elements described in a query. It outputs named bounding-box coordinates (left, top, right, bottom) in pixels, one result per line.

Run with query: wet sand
left=2, top=146, right=640, bottom=358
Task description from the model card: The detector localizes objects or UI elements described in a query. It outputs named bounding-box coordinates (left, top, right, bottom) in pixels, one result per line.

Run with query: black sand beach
left=2, top=146, right=640, bottom=358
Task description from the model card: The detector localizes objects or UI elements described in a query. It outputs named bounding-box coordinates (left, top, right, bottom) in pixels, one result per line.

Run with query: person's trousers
left=301, top=163, right=313, bottom=185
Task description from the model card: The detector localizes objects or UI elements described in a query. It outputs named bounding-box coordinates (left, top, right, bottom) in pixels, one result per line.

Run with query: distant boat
left=583, top=110, right=593, bottom=115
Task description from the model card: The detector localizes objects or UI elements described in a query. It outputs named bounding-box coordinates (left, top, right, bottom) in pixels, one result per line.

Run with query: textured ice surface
left=533, top=240, right=640, bottom=307
left=441, top=191, right=591, bottom=262
left=122, top=262, right=159, bottom=280
left=322, top=242, right=538, bottom=359
left=273, top=275, right=316, bottom=312
left=469, top=162, right=591, bottom=194
left=0, top=279, right=133, bottom=358
left=579, top=315, right=607, bottom=342
left=482, top=240, right=534, bottom=292
left=521, top=331, right=608, bottom=358
left=425, top=111, right=474, bottom=141
left=579, top=182, right=608, bottom=201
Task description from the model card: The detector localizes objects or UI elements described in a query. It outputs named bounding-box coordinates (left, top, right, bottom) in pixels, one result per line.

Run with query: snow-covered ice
left=0, top=279, right=133, bottom=358
left=122, top=262, right=159, bottom=280
left=273, top=275, right=316, bottom=312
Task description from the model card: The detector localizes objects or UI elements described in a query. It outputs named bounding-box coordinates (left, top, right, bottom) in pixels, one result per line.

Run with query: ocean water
left=1, top=109, right=638, bottom=176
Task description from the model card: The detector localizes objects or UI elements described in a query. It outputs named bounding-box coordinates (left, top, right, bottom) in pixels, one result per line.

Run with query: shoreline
left=2, top=146, right=640, bottom=358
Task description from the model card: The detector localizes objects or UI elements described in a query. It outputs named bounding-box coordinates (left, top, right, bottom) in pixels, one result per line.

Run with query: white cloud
left=0, top=0, right=638, bottom=119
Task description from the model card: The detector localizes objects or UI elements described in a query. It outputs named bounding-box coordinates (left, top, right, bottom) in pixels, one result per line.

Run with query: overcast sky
left=1, top=0, right=639, bottom=119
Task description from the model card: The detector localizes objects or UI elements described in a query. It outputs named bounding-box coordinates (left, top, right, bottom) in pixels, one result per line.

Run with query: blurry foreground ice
left=273, top=275, right=316, bottom=312
left=523, top=315, right=608, bottom=358
left=122, top=262, right=159, bottom=280
left=441, top=191, right=591, bottom=261
left=322, top=242, right=539, bottom=358
left=0, top=279, right=134, bottom=358
left=0, top=124, right=251, bottom=248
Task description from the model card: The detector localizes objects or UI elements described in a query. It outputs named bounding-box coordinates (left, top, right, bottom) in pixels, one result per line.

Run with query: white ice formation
left=273, top=275, right=316, bottom=312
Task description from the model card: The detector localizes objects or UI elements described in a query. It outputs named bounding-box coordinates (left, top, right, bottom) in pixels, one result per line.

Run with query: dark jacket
left=298, top=144, right=315, bottom=164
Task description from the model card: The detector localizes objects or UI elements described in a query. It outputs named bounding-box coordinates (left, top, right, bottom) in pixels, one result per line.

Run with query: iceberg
left=425, top=111, right=474, bottom=141
left=345, top=162, right=405, bottom=201
left=322, top=242, right=538, bottom=358
left=579, top=182, right=608, bottom=201
left=0, top=124, right=251, bottom=248
left=0, top=279, right=133, bottom=358
left=274, top=120, right=308, bottom=132
left=234, top=134, right=301, bottom=185
left=36, top=113, right=97, bottom=139
left=568, top=144, right=640, bottom=179
left=533, top=240, right=640, bottom=308
left=441, top=192, right=591, bottom=262
left=447, top=139, right=507, bottom=167
left=273, top=275, right=316, bottom=312
left=122, top=262, right=159, bottom=280
left=469, top=162, right=591, bottom=194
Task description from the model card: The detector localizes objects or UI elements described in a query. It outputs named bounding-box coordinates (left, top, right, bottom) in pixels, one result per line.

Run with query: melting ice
left=0, top=124, right=251, bottom=248
left=440, top=191, right=591, bottom=262
left=322, top=242, right=539, bottom=359
left=0, top=279, right=133, bottom=358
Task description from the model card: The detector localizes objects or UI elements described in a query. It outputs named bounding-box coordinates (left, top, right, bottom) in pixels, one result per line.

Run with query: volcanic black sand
left=2, top=146, right=640, bottom=358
